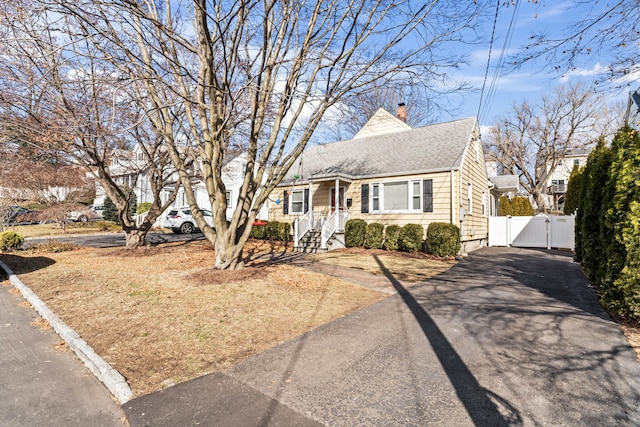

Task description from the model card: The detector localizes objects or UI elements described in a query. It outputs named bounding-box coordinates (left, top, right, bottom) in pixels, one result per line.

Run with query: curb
left=0, top=260, right=133, bottom=404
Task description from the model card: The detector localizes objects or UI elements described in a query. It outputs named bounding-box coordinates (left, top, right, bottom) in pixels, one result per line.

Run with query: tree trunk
left=533, top=191, right=547, bottom=214
left=212, top=225, right=253, bottom=270
left=124, top=228, right=147, bottom=248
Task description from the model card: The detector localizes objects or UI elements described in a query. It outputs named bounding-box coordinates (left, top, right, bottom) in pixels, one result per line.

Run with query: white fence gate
left=488, top=215, right=575, bottom=250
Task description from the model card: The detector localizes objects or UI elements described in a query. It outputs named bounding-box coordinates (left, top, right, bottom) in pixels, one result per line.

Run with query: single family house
left=268, top=107, right=490, bottom=254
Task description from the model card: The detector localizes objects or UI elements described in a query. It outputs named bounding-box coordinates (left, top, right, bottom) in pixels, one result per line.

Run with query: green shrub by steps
left=265, top=221, right=290, bottom=241
left=364, top=222, right=384, bottom=249
left=426, top=222, right=461, bottom=257
left=0, top=231, right=24, bottom=251
left=251, top=223, right=267, bottom=239
left=345, top=219, right=367, bottom=247
left=398, top=223, right=424, bottom=252
left=383, top=224, right=401, bottom=251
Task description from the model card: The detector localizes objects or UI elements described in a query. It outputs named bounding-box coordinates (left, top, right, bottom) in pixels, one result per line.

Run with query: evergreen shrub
left=364, top=222, right=384, bottom=249
left=0, top=231, right=24, bottom=251
left=426, top=222, right=461, bottom=257
left=345, top=219, right=367, bottom=247
left=384, top=225, right=401, bottom=251
left=399, top=223, right=424, bottom=252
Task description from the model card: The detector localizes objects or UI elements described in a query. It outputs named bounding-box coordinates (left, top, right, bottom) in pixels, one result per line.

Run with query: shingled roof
left=282, top=116, right=478, bottom=184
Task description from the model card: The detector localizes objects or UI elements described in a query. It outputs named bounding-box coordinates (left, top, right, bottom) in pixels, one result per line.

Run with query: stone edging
left=0, top=260, right=133, bottom=404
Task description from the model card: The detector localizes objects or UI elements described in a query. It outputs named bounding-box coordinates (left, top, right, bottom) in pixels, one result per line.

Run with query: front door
left=330, top=187, right=345, bottom=214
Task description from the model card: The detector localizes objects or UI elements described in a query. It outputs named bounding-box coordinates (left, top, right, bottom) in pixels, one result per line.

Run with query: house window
left=467, top=182, right=473, bottom=215
left=365, top=180, right=433, bottom=214
left=291, top=190, right=304, bottom=214
left=411, top=180, right=421, bottom=211
left=371, top=184, right=380, bottom=211
left=383, top=181, right=408, bottom=211
left=225, top=191, right=232, bottom=208
left=573, top=159, right=580, bottom=167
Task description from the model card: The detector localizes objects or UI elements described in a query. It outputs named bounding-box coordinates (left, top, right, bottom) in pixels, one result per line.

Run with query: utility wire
left=477, top=0, right=521, bottom=126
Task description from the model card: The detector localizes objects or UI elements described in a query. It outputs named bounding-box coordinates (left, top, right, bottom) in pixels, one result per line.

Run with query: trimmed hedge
left=0, top=231, right=24, bottom=251
left=265, top=221, right=290, bottom=241
left=426, top=222, right=461, bottom=257
left=499, top=195, right=534, bottom=216
left=384, top=224, right=401, bottom=251
left=399, top=223, right=424, bottom=252
left=364, top=222, right=385, bottom=249
left=250, top=223, right=267, bottom=239
left=345, top=219, right=367, bottom=247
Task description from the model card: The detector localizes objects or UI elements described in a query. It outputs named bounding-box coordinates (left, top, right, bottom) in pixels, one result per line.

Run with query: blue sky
left=446, top=1, right=634, bottom=129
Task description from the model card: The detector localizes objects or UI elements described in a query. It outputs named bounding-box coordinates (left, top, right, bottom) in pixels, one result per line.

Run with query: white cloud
left=559, top=63, right=608, bottom=82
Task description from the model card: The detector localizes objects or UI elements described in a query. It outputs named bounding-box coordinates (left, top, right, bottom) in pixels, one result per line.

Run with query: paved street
left=25, top=230, right=204, bottom=249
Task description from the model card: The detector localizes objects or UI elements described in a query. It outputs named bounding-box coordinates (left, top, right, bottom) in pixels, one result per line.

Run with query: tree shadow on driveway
left=404, top=247, right=640, bottom=426
left=373, top=255, right=522, bottom=426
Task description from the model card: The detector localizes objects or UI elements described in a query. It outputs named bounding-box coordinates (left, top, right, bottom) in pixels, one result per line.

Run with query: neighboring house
left=625, top=86, right=640, bottom=129
left=268, top=108, right=490, bottom=254
left=0, top=163, right=93, bottom=204
left=485, top=153, right=520, bottom=216
left=545, top=148, right=590, bottom=212
left=94, top=144, right=269, bottom=222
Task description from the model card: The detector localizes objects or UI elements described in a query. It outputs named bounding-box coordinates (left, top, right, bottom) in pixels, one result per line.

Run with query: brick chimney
left=396, top=103, right=407, bottom=123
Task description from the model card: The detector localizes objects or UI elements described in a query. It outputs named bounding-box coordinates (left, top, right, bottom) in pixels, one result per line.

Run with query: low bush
left=28, top=241, right=77, bottom=253
left=251, top=223, right=267, bottom=239
left=383, top=224, right=401, bottom=251
left=265, top=221, right=290, bottom=241
left=95, top=221, right=121, bottom=232
left=426, top=222, right=461, bottom=257
left=0, top=231, right=24, bottom=251
left=136, top=202, right=152, bottom=214
left=364, top=222, right=385, bottom=249
left=278, top=222, right=291, bottom=242
left=345, top=219, right=367, bottom=247
left=399, top=223, right=424, bottom=252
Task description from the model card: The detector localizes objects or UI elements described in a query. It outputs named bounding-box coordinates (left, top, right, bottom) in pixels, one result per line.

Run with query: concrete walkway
left=0, top=276, right=127, bottom=427
left=124, top=247, right=640, bottom=426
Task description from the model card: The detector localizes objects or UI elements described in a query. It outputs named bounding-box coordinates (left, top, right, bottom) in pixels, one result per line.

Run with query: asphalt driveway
left=125, top=247, right=640, bottom=426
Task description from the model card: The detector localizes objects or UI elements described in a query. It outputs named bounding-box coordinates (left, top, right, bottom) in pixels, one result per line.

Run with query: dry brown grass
left=308, top=247, right=456, bottom=283
left=0, top=240, right=389, bottom=397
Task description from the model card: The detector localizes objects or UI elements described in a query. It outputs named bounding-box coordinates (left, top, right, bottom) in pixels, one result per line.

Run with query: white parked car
left=161, top=207, right=213, bottom=234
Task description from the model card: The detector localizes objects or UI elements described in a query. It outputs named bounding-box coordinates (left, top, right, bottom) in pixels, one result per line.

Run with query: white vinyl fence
left=488, top=215, right=575, bottom=250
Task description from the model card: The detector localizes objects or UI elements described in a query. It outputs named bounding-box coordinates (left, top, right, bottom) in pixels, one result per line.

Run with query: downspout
left=450, top=169, right=455, bottom=225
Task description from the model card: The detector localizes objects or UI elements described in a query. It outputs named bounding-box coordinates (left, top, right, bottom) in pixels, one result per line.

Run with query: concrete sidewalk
left=0, top=276, right=127, bottom=427
left=124, top=247, right=640, bottom=426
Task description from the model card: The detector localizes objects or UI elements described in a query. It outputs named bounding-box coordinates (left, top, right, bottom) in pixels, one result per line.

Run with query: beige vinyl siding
left=351, top=172, right=453, bottom=227
left=458, top=136, right=489, bottom=242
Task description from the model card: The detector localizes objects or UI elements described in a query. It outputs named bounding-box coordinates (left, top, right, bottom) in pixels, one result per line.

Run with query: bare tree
left=513, top=0, right=640, bottom=85
left=0, top=3, right=181, bottom=247
left=45, top=0, right=488, bottom=269
left=484, top=84, right=606, bottom=212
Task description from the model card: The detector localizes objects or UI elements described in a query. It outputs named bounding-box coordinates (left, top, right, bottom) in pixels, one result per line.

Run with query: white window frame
left=369, top=180, right=425, bottom=214
left=467, top=182, right=473, bottom=215
left=371, top=183, right=380, bottom=212
left=410, top=180, right=422, bottom=212
left=225, top=190, right=232, bottom=209
left=290, top=189, right=304, bottom=214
